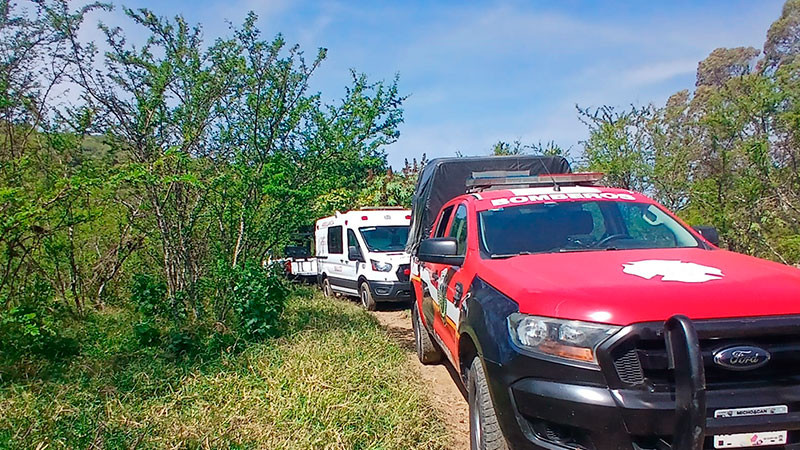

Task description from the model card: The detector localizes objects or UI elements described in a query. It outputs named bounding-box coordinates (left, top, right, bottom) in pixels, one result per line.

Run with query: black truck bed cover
left=405, top=155, right=571, bottom=253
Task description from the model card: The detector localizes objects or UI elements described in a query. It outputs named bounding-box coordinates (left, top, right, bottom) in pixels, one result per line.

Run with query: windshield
left=359, top=226, right=410, bottom=252
left=478, top=201, right=701, bottom=258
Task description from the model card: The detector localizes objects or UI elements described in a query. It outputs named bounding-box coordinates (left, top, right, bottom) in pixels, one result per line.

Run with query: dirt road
left=371, top=307, right=470, bottom=450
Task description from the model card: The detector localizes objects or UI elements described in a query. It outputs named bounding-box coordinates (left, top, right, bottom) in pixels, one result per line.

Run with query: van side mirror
left=348, top=245, right=365, bottom=262
left=418, top=237, right=464, bottom=266
left=693, top=226, right=720, bottom=247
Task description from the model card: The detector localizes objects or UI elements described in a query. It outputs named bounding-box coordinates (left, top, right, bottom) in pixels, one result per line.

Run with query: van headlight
left=370, top=260, right=392, bottom=272
left=507, top=313, right=619, bottom=366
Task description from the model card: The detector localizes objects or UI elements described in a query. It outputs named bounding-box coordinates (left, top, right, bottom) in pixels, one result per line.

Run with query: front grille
left=603, top=316, right=800, bottom=391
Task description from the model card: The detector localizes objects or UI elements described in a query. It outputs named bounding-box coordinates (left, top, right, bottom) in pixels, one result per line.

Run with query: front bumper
left=367, top=280, right=412, bottom=302
left=489, top=365, right=800, bottom=450
left=482, top=314, right=800, bottom=450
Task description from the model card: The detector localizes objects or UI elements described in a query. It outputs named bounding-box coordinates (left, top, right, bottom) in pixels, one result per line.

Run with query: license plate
left=714, top=406, right=788, bottom=449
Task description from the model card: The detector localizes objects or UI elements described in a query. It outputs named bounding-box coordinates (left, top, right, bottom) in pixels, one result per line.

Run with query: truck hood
left=478, top=248, right=800, bottom=325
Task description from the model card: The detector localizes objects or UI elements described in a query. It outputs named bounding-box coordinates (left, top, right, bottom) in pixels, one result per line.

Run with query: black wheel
left=412, top=301, right=442, bottom=364
left=321, top=277, right=333, bottom=298
left=359, top=281, right=377, bottom=311
left=469, top=357, right=509, bottom=450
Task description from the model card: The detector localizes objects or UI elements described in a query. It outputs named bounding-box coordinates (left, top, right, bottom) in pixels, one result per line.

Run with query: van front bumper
left=367, top=281, right=412, bottom=302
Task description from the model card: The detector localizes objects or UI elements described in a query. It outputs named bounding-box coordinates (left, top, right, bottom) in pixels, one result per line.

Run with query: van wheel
left=359, top=281, right=377, bottom=311
left=412, top=302, right=441, bottom=364
left=322, top=278, right=333, bottom=298
left=469, top=357, right=509, bottom=450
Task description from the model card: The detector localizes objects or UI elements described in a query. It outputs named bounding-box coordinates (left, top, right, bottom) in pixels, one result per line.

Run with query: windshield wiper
left=489, top=251, right=534, bottom=259
left=558, top=247, right=619, bottom=253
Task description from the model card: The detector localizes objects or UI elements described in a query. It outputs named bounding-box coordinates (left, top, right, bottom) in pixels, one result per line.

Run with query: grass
left=0, top=289, right=448, bottom=449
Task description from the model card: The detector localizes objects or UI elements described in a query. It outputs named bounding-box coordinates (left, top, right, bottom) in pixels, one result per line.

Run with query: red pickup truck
left=406, top=156, right=800, bottom=450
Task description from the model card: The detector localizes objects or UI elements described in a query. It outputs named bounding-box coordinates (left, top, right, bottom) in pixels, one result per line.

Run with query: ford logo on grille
left=713, top=346, right=770, bottom=371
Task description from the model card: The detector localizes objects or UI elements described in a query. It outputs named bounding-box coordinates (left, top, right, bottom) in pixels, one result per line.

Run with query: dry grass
left=0, top=290, right=447, bottom=449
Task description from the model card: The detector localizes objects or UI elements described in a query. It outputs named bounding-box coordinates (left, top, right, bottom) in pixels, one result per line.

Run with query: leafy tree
left=578, top=105, right=654, bottom=192
left=696, top=47, right=759, bottom=87
left=0, top=0, right=130, bottom=317
left=763, top=0, right=800, bottom=72
left=355, top=155, right=427, bottom=208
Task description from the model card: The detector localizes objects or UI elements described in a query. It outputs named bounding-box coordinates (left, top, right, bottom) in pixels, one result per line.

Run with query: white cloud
left=624, top=58, right=700, bottom=86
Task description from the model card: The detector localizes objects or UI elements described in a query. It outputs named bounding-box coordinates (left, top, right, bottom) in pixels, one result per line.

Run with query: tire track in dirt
left=371, top=307, right=470, bottom=450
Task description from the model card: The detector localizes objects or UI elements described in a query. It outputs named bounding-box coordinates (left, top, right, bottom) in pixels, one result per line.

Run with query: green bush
left=130, top=273, right=168, bottom=319
left=166, top=329, right=199, bottom=357
left=231, top=262, right=288, bottom=339
left=0, top=278, right=79, bottom=363
left=132, top=320, right=162, bottom=346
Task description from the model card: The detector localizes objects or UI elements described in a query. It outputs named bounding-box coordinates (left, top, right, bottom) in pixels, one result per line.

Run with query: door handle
left=453, top=282, right=463, bottom=304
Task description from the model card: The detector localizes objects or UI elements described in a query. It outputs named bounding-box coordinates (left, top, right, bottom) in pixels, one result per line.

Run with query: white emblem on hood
left=622, top=260, right=724, bottom=283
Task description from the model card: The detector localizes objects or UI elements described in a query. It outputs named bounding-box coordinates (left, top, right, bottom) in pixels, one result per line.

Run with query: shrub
left=0, top=280, right=79, bottom=362
left=133, top=320, right=162, bottom=346
left=231, top=262, right=288, bottom=339
left=166, top=329, right=199, bottom=357
left=130, top=273, right=168, bottom=319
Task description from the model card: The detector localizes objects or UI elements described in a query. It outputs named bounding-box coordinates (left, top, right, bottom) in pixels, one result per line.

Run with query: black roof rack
left=466, top=172, right=604, bottom=192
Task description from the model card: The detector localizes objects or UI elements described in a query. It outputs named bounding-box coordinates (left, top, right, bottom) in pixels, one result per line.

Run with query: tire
left=321, top=277, right=333, bottom=298
left=412, top=301, right=442, bottom=364
left=469, top=357, right=509, bottom=450
left=359, top=281, right=377, bottom=311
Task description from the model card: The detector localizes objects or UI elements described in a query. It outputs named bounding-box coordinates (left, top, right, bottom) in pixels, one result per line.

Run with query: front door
left=341, top=228, right=363, bottom=292
left=433, top=203, right=468, bottom=358
left=419, top=203, right=469, bottom=361
left=325, top=225, right=356, bottom=294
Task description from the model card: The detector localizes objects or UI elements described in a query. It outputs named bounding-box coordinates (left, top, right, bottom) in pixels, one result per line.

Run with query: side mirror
left=693, top=226, right=720, bottom=247
left=418, top=237, right=464, bottom=266
left=348, top=245, right=364, bottom=262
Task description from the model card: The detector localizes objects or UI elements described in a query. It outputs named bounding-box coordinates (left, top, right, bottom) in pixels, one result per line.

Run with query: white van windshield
left=359, top=226, right=409, bottom=252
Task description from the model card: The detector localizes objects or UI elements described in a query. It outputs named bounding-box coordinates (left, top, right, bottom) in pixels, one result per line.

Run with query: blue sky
left=80, top=0, right=785, bottom=167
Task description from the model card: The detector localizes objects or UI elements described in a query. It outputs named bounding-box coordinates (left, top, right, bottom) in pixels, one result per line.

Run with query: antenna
left=537, top=158, right=560, bottom=192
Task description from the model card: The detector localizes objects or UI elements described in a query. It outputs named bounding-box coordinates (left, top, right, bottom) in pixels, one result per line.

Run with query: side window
left=347, top=229, right=360, bottom=253
left=328, top=226, right=343, bottom=254
left=434, top=206, right=454, bottom=238
left=448, top=204, right=468, bottom=255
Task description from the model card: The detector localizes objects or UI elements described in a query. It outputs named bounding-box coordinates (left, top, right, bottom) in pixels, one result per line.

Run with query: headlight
left=507, top=313, right=619, bottom=366
left=371, top=260, right=392, bottom=272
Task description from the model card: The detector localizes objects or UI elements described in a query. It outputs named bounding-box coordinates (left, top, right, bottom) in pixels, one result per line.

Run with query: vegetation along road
left=1, top=289, right=451, bottom=449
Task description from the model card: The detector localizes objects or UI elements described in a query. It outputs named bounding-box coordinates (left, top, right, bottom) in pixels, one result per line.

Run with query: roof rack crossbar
left=465, top=172, right=604, bottom=192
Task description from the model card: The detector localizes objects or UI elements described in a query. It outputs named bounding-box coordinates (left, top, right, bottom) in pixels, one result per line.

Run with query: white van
left=315, top=208, right=412, bottom=310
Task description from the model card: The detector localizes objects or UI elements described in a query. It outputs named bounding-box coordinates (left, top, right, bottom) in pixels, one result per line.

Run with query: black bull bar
left=660, top=314, right=800, bottom=450
left=665, top=314, right=707, bottom=450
